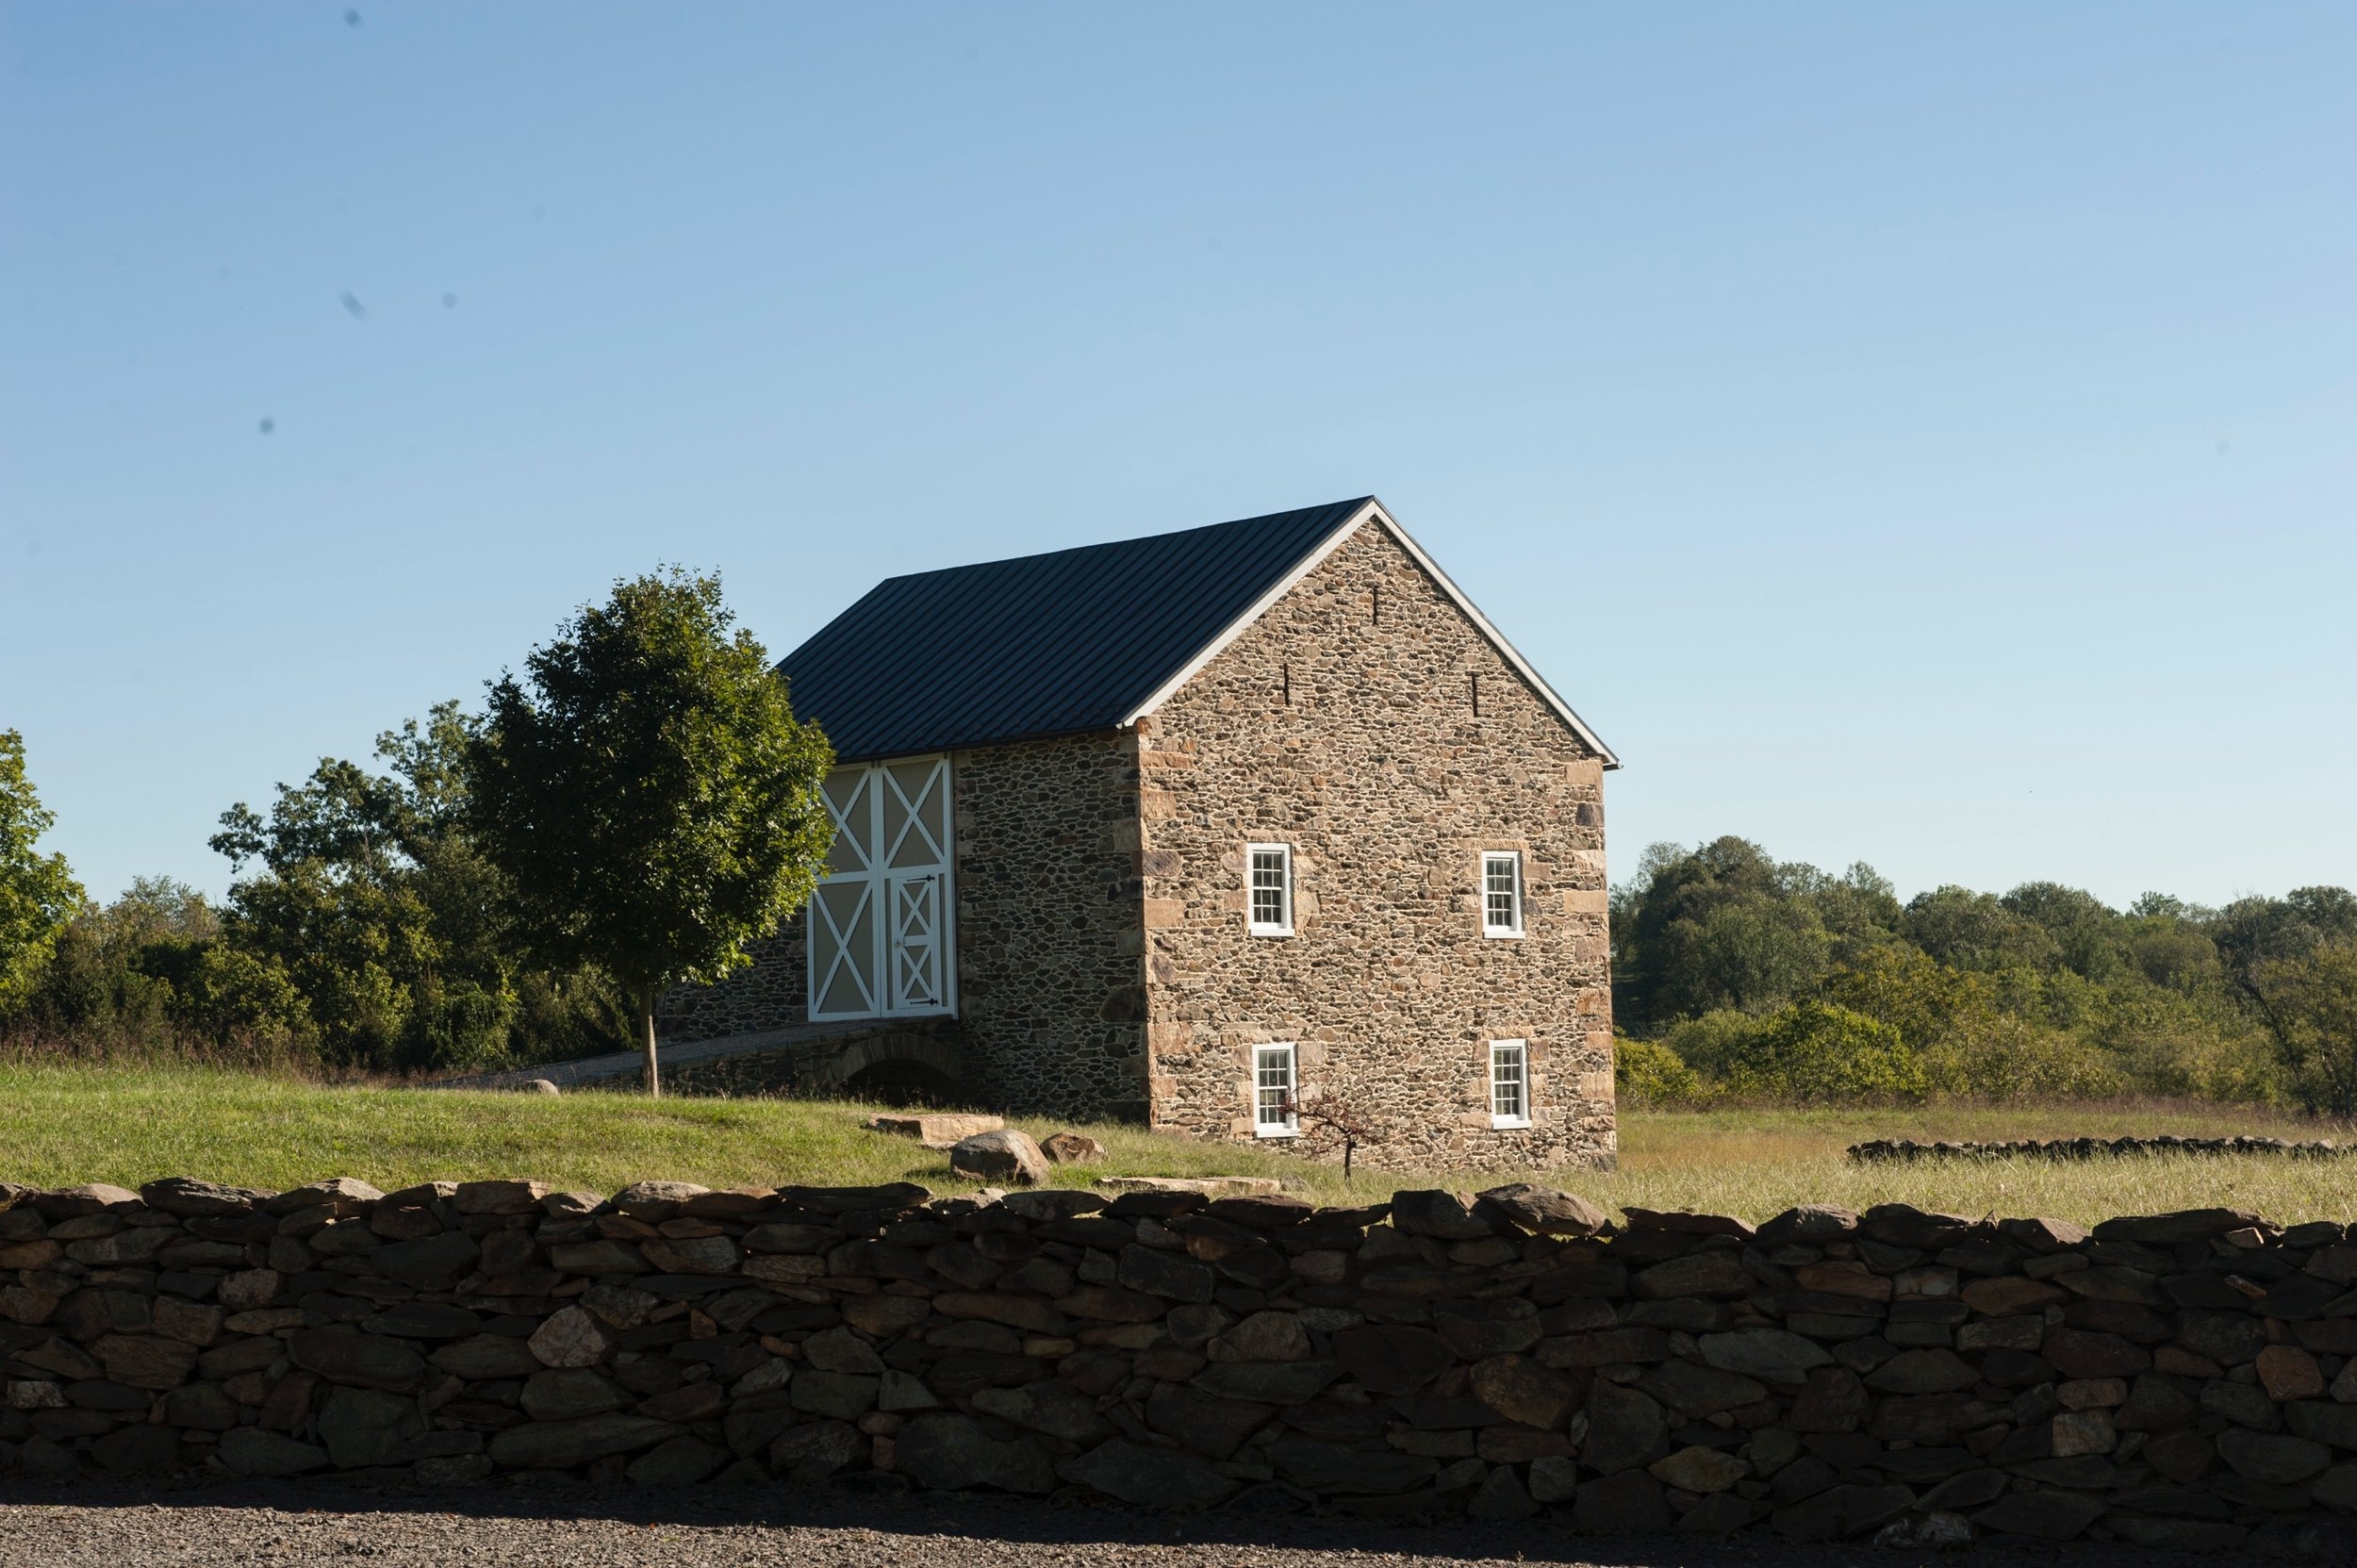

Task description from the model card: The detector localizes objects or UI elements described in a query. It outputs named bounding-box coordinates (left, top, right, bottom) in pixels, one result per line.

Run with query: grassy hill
left=1, top=1063, right=2349, bottom=1223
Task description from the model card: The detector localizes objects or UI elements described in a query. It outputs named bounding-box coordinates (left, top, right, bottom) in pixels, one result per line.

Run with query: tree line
left=1611, top=836, right=2357, bottom=1114
left=0, top=570, right=833, bottom=1089
left=8, top=606, right=2353, bottom=1110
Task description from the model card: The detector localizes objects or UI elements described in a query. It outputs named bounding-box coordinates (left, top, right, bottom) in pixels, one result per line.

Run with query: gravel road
left=0, top=1479, right=2229, bottom=1568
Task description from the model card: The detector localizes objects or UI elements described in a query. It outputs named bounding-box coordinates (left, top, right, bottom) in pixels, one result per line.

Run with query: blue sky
left=4, top=4, right=2351, bottom=911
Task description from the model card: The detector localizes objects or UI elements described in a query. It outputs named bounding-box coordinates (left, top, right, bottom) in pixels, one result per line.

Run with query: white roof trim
left=1117, top=499, right=1381, bottom=727
left=1122, top=498, right=1620, bottom=768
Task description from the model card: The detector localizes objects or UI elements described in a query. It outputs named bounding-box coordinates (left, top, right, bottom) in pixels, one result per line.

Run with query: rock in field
left=1040, top=1131, right=1107, bottom=1164
left=867, top=1113, right=1004, bottom=1148
left=948, top=1130, right=1050, bottom=1186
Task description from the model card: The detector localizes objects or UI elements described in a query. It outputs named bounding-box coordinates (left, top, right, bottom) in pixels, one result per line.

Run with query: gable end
left=1122, top=500, right=1620, bottom=767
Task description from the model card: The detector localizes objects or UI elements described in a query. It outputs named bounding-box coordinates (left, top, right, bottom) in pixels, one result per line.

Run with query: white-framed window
left=1254, top=1043, right=1299, bottom=1137
left=1247, top=843, right=1294, bottom=936
left=1481, top=850, right=1524, bottom=938
left=1490, top=1039, right=1530, bottom=1129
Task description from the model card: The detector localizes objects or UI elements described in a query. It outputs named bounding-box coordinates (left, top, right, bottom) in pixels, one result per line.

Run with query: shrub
left=1918, top=1011, right=2123, bottom=1102
left=1659, top=1009, right=1769, bottom=1081
left=176, top=946, right=312, bottom=1047
left=1614, top=1036, right=1707, bottom=1107
left=1721, top=1001, right=1928, bottom=1104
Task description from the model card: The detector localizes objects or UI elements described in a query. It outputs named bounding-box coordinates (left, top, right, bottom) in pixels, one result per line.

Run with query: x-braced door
left=809, top=756, right=954, bottom=1020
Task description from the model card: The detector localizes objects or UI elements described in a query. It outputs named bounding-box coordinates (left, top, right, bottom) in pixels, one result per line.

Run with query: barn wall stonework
left=655, top=924, right=809, bottom=1046
left=660, top=734, right=1148, bottom=1120
left=948, top=732, right=1148, bottom=1120
left=1138, top=522, right=1616, bottom=1170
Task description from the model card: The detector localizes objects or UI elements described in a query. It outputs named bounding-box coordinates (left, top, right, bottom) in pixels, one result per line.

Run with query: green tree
left=2213, top=887, right=2357, bottom=1005
left=469, top=569, right=834, bottom=1095
left=1902, top=886, right=2061, bottom=973
left=2002, top=882, right=2127, bottom=982
left=2252, top=937, right=2357, bottom=1115
left=212, top=703, right=623, bottom=1069
left=1615, top=838, right=1821, bottom=1023
left=0, top=730, right=85, bottom=1013
left=25, top=877, right=218, bottom=1042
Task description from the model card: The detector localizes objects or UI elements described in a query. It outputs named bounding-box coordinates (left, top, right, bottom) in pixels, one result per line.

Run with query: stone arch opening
left=822, top=1029, right=968, bottom=1109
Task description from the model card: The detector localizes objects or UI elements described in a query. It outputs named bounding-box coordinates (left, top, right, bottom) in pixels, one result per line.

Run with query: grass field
left=5, top=1064, right=2355, bottom=1224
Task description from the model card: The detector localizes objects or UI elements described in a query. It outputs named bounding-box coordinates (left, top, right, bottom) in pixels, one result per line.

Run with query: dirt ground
left=0, top=1477, right=2270, bottom=1568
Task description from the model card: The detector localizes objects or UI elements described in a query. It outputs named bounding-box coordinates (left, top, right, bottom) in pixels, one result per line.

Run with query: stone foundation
left=16, top=1180, right=2350, bottom=1551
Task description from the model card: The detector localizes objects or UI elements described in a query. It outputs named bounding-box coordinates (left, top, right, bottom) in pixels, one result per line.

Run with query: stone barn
left=660, top=497, right=1621, bottom=1168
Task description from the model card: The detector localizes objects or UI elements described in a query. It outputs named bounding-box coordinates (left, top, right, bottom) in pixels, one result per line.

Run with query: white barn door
left=810, top=756, right=954, bottom=1020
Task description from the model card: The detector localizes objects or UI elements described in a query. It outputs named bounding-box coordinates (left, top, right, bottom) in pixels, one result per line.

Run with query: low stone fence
left=1850, top=1136, right=2353, bottom=1164
left=6, top=1176, right=2357, bottom=1557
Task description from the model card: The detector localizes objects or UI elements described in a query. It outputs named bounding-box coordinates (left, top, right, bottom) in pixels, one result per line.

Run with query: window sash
left=1247, top=844, right=1293, bottom=935
left=1255, top=1044, right=1298, bottom=1136
left=1482, top=851, right=1523, bottom=936
left=1491, top=1039, right=1529, bottom=1127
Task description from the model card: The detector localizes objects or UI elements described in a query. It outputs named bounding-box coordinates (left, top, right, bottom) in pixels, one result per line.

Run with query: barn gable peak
left=777, top=497, right=1615, bottom=767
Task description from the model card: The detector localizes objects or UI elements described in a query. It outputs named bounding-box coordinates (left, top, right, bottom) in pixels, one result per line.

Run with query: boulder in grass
left=1039, top=1131, right=1108, bottom=1165
left=949, top=1130, right=1050, bottom=1186
left=867, top=1113, right=1004, bottom=1149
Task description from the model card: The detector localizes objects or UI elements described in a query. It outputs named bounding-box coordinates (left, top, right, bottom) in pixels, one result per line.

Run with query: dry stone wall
left=11, top=1178, right=2357, bottom=1554
left=1854, top=1136, right=2357, bottom=1164
left=1141, top=522, right=1614, bottom=1169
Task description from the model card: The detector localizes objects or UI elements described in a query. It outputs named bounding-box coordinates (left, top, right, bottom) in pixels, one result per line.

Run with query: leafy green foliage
left=2253, top=938, right=2357, bottom=1115
left=1615, top=834, right=2347, bottom=1108
left=1613, top=1035, right=1706, bottom=1107
left=1717, top=1001, right=1928, bottom=1104
left=469, top=569, right=834, bottom=1084
left=1611, top=837, right=1897, bottom=1021
left=201, top=703, right=626, bottom=1070
left=20, top=877, right=219, bottom=1044
left=0, top=731, right=85, bottom=1011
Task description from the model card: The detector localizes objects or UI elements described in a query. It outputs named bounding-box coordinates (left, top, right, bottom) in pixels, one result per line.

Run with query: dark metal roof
left=778, top=498, right=1374, bottom=762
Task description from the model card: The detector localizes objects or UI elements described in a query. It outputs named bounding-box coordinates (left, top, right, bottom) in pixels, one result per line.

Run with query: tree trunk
left=641, top=993, right=661, bottom=1099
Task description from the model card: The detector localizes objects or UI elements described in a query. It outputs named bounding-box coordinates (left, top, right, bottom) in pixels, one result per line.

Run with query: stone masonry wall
left=8, top=1178, right=2357, bottom=1555
left=948, top=733, right=1148, bottom=1121
left=655, top=927, right=808, bottom=1046
left=1140, top=522, right=1614, bottom=1170
left=658, top=733, right=1145, bottom=1123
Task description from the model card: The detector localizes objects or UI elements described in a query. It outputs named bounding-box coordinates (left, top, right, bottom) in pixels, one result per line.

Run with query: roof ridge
left=852, top=497, right=1377, bottom=591
left=771, top=496, right=1611, bottom=768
